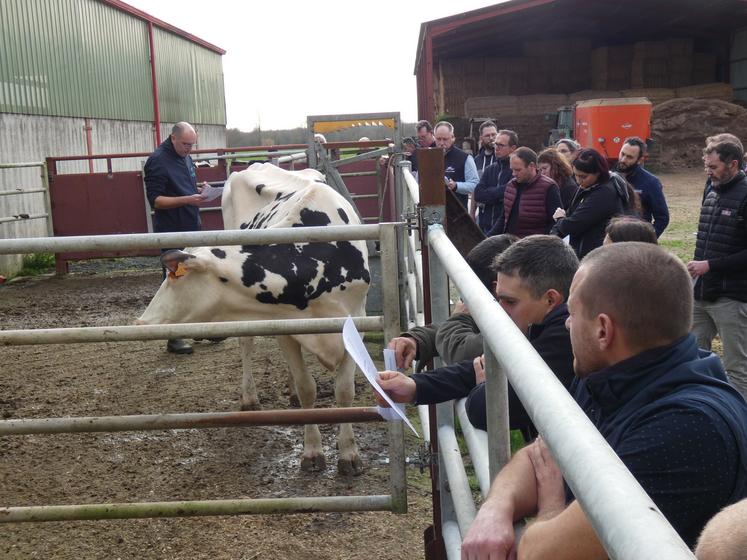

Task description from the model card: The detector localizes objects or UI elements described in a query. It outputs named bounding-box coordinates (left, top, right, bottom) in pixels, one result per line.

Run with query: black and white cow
left=137, top=163, right=370, bottom=475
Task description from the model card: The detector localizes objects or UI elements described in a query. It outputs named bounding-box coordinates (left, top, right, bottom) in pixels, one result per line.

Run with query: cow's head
left=136, top=249, right=229, bottom=325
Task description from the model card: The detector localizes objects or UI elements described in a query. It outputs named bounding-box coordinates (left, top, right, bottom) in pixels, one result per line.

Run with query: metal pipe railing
left=427, top=224, right=694, bottom=559
left=0, top=316, right=382, bottom=346
left=0, top=224, right=389, bottom=255
left=0, top=188, right=47, bottom=197
left=0, top=495, right=392, bottom=523
left=0, top=407, right=384, bottom=435
left=0, top=212, right=49, bottom=224
left=455, top=399, right=490, bottom=498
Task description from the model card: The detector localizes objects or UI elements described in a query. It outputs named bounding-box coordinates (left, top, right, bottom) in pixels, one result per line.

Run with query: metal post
left=40, top=162, right=54, bottom=237
left=380, top=222, right=407, bottom=514
left=394, top=160, right=410, bottom=332
left=484, top=347, right=510, bottom=481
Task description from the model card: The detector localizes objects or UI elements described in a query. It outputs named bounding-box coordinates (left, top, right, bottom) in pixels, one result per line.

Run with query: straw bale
left=622, top=88, right=675, bottom=105
left=569, top=90, right=622, bottom=102
left=666, top=37, right=694, bottom=56
left=633, top=41, right=669, bottom=58
left=675, top=83, right=733, bottom=100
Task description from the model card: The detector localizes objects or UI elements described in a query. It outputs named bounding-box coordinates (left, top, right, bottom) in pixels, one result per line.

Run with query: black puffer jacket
left=550, top=173, right=629, bottom=259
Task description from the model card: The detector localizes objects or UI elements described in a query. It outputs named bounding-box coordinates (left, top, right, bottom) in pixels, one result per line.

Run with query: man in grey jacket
left=388, top=234, right=518, bottom=369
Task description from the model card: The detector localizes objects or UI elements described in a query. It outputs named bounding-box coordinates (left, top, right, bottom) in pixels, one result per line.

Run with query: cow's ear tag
left=174, top=262, right=188, bottom=277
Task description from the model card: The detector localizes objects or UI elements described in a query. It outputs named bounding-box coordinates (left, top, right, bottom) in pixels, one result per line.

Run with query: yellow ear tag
left=174, top=262, right=188, bottom=277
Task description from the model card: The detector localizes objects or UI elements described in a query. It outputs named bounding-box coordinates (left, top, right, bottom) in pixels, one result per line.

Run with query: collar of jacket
left=713, top=170, right=747, bottom=194
left=583, top=334, right=724, bottom=416
left=528, top=302, right=568, bottom=340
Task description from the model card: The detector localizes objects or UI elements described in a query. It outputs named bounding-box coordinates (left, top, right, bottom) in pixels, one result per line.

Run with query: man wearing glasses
left=474, top=129, right=519, bottom=234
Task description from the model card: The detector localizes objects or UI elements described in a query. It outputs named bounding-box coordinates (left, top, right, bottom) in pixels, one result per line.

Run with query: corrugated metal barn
left=415, top=0, right=747, bottom=148
left=0, top=0, right=227, bottom=275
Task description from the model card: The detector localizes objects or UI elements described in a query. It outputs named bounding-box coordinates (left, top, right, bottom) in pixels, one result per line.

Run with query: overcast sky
left=123, top=0, right=497, bottom=131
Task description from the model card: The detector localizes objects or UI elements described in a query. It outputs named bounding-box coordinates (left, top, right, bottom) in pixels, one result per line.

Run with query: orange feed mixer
left=573, top=97, right=652, bottom=160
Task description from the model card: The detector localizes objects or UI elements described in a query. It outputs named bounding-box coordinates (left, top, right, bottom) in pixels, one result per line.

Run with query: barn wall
left=0, top=113, right=225, bottom=276
left=731, top=27, right=747, bottom=104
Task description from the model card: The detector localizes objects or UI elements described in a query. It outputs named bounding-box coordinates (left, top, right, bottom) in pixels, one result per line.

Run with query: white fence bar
left=455, top=399, right=490, bottom=498
left=0, top=495, right=393, bottom=523
left=0, top=316, right=382, bottom=346
left=0, top=213, right=48, bottom=224
left=437, top=417, right=477, bottom=533
left=0, top=162, right=44, bottom=169
left=0, top=224, right=388, bottom=255
left=427, top=224, right=694, bottom=559
left=0, top=188, right=47, bottom=197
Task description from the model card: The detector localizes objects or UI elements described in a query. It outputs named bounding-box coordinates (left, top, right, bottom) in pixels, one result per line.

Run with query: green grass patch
left=15, top=253, right=55, bottom=277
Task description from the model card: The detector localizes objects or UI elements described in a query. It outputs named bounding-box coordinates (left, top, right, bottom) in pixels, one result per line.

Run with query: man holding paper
left=144, top=121, right=207, bottom=355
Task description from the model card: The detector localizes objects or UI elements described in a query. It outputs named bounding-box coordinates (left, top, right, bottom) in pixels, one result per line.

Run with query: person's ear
left=596, top=313, right=615, bottom=351
left=544, top=289, right=563, bottom=308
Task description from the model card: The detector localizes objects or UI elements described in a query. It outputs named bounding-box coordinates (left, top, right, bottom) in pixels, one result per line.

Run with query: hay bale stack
left=622, top=88, right=676, bottom=105
left=651, top=98, right=747, bottom=170
left=675, top=83, right=733, bottom=100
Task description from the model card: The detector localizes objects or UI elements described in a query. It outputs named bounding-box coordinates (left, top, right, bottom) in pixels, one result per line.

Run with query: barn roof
left=415, top=0, right=747, bottom=73
left=101, top=0, right=226, bottom=55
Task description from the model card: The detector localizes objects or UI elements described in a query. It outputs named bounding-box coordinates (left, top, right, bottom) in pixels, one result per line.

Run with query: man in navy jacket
left=616, top=136, right=669, bottom=236
left=462, top=243, right=747, bottom=559
left=377, top=235, right=578, bottom=439
left=144, top=121, right=206, bottom=354
left=474, top=129, right=518, bottom=233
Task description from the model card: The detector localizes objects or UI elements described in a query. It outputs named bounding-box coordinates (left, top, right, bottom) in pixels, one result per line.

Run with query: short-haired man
left=474, top=121, right=499, bottom=178
left=474, top=129, right=519, bottom=234
left=488, top=147, right=562, bottom=237
left=388, top=235, right=518, bottom=370
left=462, top=243, right=747, bottom=558
left=409, top=120, right=437, bottom=174
left=688, top=138, right=747, bottom=398
left=434, top=121, right=478, bottom=209
left=144, top=121, right=207, bottom=354
left=616, top=136, right=669, bottom=236
left=379, top=236, right=577, bottom=437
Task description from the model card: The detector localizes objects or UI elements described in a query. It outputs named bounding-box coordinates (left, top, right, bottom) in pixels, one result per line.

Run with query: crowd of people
left=392, top=121, right=747, bottom=559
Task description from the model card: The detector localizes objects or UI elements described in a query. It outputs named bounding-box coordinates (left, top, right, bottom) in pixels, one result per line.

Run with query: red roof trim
left=99, top=0, right=226, bottom=55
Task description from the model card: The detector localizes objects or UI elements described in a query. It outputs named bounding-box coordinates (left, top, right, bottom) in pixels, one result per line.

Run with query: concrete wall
left=0, top=113, right=225, bottom=276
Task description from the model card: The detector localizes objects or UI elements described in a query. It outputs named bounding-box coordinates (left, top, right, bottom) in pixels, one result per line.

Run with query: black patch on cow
left=337, top=208, right=349, bottom=224
left=238, top=241, right=370, bottom=310
left=219, top=277, right=229, bottom=283
left=292, top=208, right=331, bottom=228
left=275, top=191, right=295, bottom=202
left=260, top=284, right=267, bottom=290
left=240, top=222, right=249, bottom=230
left=340, top=285, right=346, bottom=290
left=211, top=248, right=227, bottom=259
left=255, top=183, right=265, bottom=195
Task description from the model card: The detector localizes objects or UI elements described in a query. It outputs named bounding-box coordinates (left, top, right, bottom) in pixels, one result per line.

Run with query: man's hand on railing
left=461, top=500, right=517, bottom=560
left=375, top=371, right=416, bottom=406
left=527, top=437, right=566, bottom=519
left=451, top=300, right=470, bottom=315
left=387, top=336, right=418, bottom=369
left=473, top=354, right=486, bottom=384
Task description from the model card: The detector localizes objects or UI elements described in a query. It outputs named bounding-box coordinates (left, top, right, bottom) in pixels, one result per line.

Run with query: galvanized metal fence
left=0, top=223, right=408, bottom=522
left=392, top=158, right=696, bottom=560
left=0, top=161, right=53, bottom=232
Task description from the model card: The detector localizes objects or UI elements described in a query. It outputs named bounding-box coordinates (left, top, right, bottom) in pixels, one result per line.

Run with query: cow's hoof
left=240, top=402, right=262, bottom=411
left=300, top=453, right=326, bottom=472
left=289, top=394, right=301, bottom=408
left=337, top=455, right=364, bottom=477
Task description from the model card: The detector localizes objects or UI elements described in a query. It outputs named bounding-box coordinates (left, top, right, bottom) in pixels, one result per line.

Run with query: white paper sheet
left=200, top=183, right=224, bottom=202
left=342, top=316, right=419, bottom=437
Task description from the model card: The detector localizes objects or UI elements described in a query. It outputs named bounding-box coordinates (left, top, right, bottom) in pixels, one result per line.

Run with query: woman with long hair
left=550, top=148, right=633, bottom=258
left=538, top=148, right=578, bottom=210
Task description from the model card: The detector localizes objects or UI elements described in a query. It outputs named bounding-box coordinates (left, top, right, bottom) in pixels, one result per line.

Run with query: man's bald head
left=576, top=243, right=692, bottom=352
left=170, top=122, right=197, bottom=157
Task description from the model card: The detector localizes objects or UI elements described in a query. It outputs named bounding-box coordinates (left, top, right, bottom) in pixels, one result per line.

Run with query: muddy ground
left=0, top=265, right=431, bottom=560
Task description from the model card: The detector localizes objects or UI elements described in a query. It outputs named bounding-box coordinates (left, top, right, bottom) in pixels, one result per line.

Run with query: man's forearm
left=484, top=445, right=539, bottom=519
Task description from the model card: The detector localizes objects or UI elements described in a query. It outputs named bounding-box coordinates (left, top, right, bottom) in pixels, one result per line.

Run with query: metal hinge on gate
left=381, top=443, right=434, bottom=473
left=403, top=210, right=420, bottom=236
